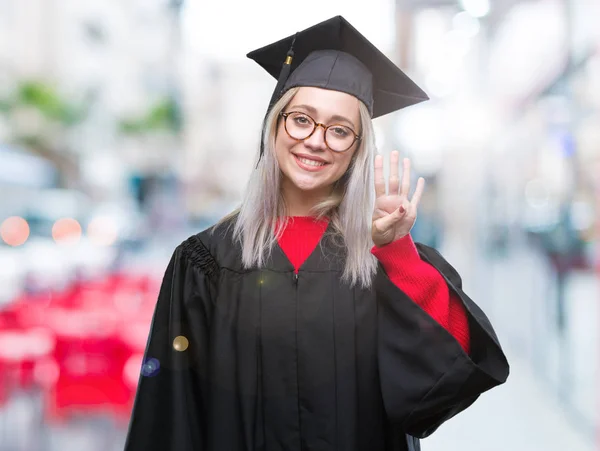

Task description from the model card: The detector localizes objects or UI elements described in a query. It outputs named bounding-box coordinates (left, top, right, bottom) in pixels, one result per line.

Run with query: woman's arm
left=376, top=242, right=509, bottom=438
left=124, top=235, right=217, bottom=451
left=371, top=234, right=470, bottom=353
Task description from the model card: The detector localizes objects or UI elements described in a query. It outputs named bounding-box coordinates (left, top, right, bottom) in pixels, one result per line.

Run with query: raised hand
left=372, top=151, right=425, bottom=247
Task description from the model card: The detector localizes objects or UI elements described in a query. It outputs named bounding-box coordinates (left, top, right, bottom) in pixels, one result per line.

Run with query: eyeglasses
left=280, top=111, right=361, bottom=152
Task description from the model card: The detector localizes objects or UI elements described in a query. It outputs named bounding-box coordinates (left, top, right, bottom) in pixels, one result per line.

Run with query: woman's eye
left=331, top=127, right=350, bottom=137
left=294, top=115, right=310, bottom=125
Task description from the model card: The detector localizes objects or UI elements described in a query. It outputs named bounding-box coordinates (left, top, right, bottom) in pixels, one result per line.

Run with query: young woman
left=124, top=16, right=509, bottom=451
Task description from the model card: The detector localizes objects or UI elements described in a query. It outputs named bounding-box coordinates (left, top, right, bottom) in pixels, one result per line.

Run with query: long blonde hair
left=220, top=87, right=378, bottom=288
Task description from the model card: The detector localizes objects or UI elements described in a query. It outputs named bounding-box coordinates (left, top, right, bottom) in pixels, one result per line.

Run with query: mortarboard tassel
left=258, top=33, right=299, bottom=163
left=268, top=33, right=298, bottom=109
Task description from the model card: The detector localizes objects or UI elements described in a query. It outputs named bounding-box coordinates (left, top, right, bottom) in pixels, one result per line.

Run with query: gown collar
left=268, top=216, right=346, bottom=273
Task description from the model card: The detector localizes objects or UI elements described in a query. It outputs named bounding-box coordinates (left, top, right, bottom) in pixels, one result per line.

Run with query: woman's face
left=275, top=87, right=361, bottom=196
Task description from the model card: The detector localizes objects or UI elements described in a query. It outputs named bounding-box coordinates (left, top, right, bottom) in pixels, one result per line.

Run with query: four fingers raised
left=373, top=152, right=425, bottom=204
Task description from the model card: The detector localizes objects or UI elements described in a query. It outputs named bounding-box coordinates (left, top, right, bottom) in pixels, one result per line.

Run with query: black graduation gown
left=123, top=219, right=509, bottom=451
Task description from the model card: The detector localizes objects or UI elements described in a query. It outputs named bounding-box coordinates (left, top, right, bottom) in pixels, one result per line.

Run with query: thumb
left=374, top=205, right=406, bottom=234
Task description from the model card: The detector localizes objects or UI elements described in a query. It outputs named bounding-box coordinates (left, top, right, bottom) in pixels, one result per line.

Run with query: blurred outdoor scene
left=0, top=0, right=599, bottom=450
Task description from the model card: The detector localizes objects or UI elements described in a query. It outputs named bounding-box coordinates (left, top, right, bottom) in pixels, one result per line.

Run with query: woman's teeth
left=298, top=157, right=326, bottom=167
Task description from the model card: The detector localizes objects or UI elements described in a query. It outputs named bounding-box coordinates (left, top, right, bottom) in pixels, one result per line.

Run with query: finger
left=388, top=151, right=400, bottom=195
left=400, top=158, right=411, bottom=198
left=374, top=155, right=385, bottom=198
left=374, top=206, right=406, bottom=234
left=411, top=177, right=426, bottom=208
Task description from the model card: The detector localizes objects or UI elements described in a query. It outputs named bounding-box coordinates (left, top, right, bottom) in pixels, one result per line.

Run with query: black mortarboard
left=247, top=15, right=429, bottom=119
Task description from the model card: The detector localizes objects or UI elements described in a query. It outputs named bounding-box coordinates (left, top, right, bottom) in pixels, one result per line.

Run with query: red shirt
left=276, top=216, right=470, bottom=353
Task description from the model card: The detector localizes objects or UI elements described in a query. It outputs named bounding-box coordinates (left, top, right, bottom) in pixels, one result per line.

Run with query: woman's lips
left=293, top=154, right=329, bottom=172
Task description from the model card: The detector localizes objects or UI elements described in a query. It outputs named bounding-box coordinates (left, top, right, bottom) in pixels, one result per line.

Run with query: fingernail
left=399, top=206, right=406, bottom=214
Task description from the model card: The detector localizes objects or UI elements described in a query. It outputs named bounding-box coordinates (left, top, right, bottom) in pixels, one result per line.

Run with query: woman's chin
left=282, top=165, right=335, bottom=193
left=290, top=175, right=328, bottom=192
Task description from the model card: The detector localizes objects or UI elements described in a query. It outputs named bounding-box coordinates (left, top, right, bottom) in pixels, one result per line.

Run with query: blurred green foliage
left=0, top=80, right=87, bottom=184
left=0, top=80, right=87, bottom=126
left=18, top=81, right=84, bottom=125
left=118, top=97, right=181, bottom=135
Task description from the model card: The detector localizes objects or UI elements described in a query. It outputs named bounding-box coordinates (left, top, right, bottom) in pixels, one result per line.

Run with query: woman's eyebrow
left=330, top=114, right=356, bottom=129
left=289, top=104, right=356, bottom=128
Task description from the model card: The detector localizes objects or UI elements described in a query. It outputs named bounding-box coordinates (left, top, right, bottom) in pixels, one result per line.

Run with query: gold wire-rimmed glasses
left=280, top=111, right=361, bottom=152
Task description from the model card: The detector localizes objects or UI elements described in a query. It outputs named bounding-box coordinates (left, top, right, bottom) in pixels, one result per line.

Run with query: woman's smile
left=293, top=153, right=330, bottom=171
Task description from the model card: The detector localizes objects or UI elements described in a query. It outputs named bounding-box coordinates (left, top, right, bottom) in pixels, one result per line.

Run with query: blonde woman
left=124, top=16, right=509, bottom=451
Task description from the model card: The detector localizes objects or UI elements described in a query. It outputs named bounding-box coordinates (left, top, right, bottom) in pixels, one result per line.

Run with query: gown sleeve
left=123, top=235, right=218, bottom=451
left=376, top=242, right=509, bottom=439
left=371, top=235, right=470, bottom=353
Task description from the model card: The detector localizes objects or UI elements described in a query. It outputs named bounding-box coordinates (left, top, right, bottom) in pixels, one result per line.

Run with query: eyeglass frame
left=279, top=111, right=362, bottom=152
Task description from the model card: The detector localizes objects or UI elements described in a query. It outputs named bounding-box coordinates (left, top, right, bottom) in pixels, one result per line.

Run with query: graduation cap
left=247, top=15, right=429, bottom=120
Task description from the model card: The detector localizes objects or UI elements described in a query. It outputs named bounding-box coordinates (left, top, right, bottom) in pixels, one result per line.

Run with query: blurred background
left=0, top=0, right=598, bottom=450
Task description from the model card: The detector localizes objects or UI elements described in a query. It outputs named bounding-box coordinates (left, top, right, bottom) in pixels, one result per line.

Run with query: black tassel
left=257, top=33, right=299, bottom=165
left=268, top=51, right=294, bottom=108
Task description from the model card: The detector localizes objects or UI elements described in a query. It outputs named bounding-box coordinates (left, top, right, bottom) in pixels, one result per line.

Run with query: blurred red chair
left=0, top=328, right=56, bottom=390
left=44, top=308, right=134, bottom=425
left=0, top=270, right=161, bottom=428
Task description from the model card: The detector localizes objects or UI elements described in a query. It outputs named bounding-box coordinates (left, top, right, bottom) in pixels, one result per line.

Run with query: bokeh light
left=460, top=0, right=490, bottom=18
left=87, top=216, right=119, bottom=246
left=124, top=354, right=145, bottom=388
left=0, top=216, right=30, bottom=246
left=52, top=218, right=82, bottom=244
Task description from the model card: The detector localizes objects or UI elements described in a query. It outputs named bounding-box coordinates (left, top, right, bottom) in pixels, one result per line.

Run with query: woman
left=124, top=16, right=509, bottom=451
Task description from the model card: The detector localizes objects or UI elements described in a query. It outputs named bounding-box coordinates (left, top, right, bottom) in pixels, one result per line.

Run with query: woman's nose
left=303, top=125, right=328, bottom=151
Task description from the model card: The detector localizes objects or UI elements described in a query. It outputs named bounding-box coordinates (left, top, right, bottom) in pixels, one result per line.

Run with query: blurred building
left=390, top=0, right=600, bottom=439
left=0, top=0, right=183, bottom=196
left=179, top=57, right=272, bottom=216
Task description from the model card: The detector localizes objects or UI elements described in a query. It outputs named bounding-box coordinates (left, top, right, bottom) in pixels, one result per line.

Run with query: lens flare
left=173, top=335, right=189, bottom=352
left=141, top=357, right=161, bottom=377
